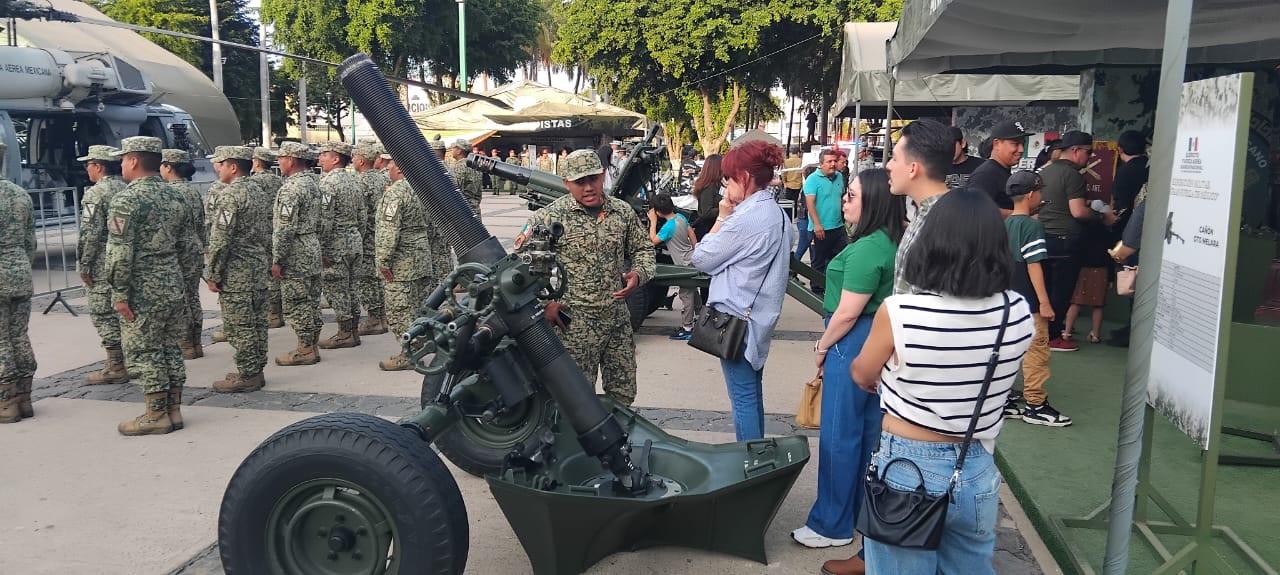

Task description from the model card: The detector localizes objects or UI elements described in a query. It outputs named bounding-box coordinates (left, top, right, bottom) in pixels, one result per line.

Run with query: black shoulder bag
left=856, top=292, right=1011, bottom=549
left=688, top=205, right=787, bottom=361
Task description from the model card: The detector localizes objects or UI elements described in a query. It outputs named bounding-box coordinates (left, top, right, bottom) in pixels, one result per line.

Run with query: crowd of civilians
left=679, top=117, right=1151, bottom=574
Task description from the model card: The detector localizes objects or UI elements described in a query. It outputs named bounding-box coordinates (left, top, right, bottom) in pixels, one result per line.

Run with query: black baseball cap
left=1045, top=135, right=1064, bottom=150
left=950, top=126, right=965, bottom=142
left=1006, top=171, right=1043, bottom=197
left=1059, top=130, right=1094, bottom=149
left=990, top=120, right=1031, bottom=140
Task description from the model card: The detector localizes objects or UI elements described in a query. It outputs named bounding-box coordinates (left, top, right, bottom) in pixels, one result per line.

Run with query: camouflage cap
left=429, top=138, right=446, bottom=151
left=353, top=141, right=381, bottom=160
left=208, top=145, right=253, bottom=162
left=277, top=141, right=314, bottom=160
left=562, top=149, right=604, bottom=181
left=253, top=147, right=278, bottom=163
left=161, top=149, right=191, bottom=164
left=317, top=141, right=353, bottom=157
left=449, top=138, right=470, bottom=151
left=379, top=153, right=393, bottom=161
left=77, top=145, right=121, bottom=163
left=110, top=136, right=163, bottom=156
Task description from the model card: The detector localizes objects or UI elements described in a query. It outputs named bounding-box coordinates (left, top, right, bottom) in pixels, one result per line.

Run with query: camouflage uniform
left=375, top=179, right=435, bottom=338
left=521, top=151, right=655, bottom=406
left=536, top=153, right=554, bottom=174
left=317, top=143, right=367, bottom=330
left=78, top=149, right=128, bottom=350
left=444, top=139, right=482, bottom=221
left=205, top=147, right=270, bottom=377
left=162, top=149, right=207, bottom=347
left=273, top=143, right=324, bottom=347
left=354, top=143, right=390, bottom=324
left=105, top=155, right=194, bottom=397
left=0, top=167, right=37, bottom=422
left=249, top=148, right=285, bottom=316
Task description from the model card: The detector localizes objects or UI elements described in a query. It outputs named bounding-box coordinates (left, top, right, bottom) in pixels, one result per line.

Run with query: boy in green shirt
left=1003, top=172, right=1072, bottom=427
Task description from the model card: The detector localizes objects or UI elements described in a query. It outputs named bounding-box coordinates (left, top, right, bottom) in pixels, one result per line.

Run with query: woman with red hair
left=690, top=141, right=793, bottom=440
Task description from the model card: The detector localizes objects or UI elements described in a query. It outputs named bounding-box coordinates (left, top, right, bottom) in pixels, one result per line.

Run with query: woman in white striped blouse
left=852, top=190, right=1032, bottom=574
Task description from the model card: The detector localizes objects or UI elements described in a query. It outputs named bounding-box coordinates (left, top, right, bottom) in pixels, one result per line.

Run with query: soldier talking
left=249, top=147, right=286, bottom=329
left=316, top=141, right=367, bottom=349
left=519, top=149, right=654, bottom=406
left=206, top=146, right=271, bottom=393
left=272, top=142, right=325, bottom=366
left=106, top=136, right=196, bottom=435
left=160, top=149, right=207, bottom=360
left=77, top=145, right=131, bottom=385
left=0, top=142, right=38, bottom=424
left=444, top=138, right=482, bottom=221
left=352, top=141, right=390, bottom=336
left=374, top=155, right=435, bottom=370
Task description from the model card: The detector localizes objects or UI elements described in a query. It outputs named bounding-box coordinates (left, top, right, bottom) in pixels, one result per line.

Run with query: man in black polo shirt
left=966, top=120, right=1030, bottom=217
left=1037, top=130, right=1117, bottom=351
left=945, top=126, right=984, bottom=189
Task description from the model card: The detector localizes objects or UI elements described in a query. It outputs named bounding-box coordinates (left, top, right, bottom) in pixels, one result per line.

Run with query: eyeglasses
left=844, top=191, right=857, bottom=201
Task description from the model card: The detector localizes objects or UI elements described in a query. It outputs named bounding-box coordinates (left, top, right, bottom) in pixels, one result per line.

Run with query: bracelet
left=715, top=216, right=727, bottom=223
left=814, top=342, right=828, bottom=354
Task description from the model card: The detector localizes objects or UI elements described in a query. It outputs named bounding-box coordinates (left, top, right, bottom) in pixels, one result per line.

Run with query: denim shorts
left=862, top=432, right=1003, bottom=575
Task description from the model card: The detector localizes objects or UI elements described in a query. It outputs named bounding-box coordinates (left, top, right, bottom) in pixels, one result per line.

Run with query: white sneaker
left=790, top=525, right=853, bottom=548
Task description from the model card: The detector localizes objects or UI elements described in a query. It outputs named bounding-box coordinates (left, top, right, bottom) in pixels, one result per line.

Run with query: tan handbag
left=1117, top=266, right=1138, bottom=296
left=796, top=376, right=822, bottom=429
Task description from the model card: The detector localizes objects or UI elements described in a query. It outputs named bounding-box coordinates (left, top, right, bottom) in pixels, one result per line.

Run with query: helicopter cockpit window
left=170, top=120, right=211, bottom=158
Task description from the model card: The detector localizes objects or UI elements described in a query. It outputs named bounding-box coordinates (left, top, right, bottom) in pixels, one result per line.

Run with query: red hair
left=722, top=140, right=784, bottom=190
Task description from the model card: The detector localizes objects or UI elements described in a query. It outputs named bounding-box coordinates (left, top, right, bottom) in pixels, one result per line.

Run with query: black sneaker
left=669, top=328, right=693, bottom=341
left=1003, top=398, right=1024, bottom=419
left=1022, top=402, right=1073, bottom=427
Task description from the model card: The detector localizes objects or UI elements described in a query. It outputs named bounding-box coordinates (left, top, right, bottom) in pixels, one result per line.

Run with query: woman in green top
left=792, top=168, right=906, bottom=572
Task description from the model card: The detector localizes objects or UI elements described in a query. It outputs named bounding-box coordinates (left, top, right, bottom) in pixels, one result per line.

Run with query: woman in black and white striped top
left=852, top=190, right=1031, bottom=574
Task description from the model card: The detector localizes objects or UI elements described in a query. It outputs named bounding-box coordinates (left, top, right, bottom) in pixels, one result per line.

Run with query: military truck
left=470, top=127, right=826, bottom=330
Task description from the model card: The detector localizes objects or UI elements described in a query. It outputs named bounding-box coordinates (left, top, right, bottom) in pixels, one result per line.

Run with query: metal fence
left=30, top=186, right=82, bottom=314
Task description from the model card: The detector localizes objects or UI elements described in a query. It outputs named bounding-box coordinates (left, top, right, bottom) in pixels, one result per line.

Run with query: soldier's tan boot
left=117, top=392, right=174, bottom=436
left=276, top=340, right=321, bottom=366
left=358, top=314, right=388, bottom=336
left=167, top=386, right=184, bottom=430
left=87, top=346, right=130, bottom=385
left=17, top=376, right=34, bottom=419
left=180, top=339, right=199, bottom=360
left=319, top=320, right=361, bottom=349
left=214, top=371, right=265, bottom=393
left=266, top=304, right=285, bottom=329
left=0, top=382, right=21, bottom=424
left=379, top=353, right=411, bottom=371
left=211, top=330, right=228, bottom=343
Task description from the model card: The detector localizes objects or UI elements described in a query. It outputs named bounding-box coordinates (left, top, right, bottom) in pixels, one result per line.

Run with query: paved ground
left=1, top=193, right=1055, bottom=574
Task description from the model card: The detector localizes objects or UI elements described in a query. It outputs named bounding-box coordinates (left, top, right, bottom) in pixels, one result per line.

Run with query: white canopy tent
left=832, top=21, right=1078, bottom=119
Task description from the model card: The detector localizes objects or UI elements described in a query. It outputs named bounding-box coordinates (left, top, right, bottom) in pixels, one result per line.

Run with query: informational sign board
left=1084, top=140, right=1119, bottom=204
left=1148, top=73, right=1252, bottom=449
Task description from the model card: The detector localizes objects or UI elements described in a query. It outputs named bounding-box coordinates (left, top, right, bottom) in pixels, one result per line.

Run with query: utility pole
left=456, top=0, right=467, bottom=91
left=258, top=14, right=269, bottom=146
left=209, top=0, right=222, bottom=91
left=298, top=74, right=307, bottom=144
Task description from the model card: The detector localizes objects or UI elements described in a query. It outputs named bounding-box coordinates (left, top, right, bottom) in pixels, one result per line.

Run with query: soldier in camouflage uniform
left=206, top=177, right=229, bottom=343
left=160, top=149, right=207, bottom=360
left=77, top=145, right=132, bottom=385
left=205, top=146, right=271, bottom=393
left=444, top=138, right=483, bottom=221
left=106, top=137, right=195, bottom=435
left=374, top=155, right=435, bottom=370
left=316, top=141, right=367, bottom=349
left=272, top=142, right=325, bottom=366
left=0, top=142, right=38, bottom=424
left=250, top=147, right=286, bottom=329
left=352, top=141, right=390, bottom=336
left=518, top=150, right=654, bottom=406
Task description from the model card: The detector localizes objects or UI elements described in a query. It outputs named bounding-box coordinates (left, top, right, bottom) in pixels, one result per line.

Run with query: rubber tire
left=218, top=412, right=468, bottom=575
left=420, top=359, right=555, bottom=478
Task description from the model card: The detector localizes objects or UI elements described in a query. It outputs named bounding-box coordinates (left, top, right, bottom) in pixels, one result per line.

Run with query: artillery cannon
left=468, top=141, right=827, bottom=330
left=215, top=54, right=810, bottom=575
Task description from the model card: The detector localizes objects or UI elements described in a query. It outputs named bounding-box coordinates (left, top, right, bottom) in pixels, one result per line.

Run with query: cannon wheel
left=218, top=413, right=468, bottom=575
left=421, top=359, right=556, bottom=478
left=625, top=283, right=668, bottom=330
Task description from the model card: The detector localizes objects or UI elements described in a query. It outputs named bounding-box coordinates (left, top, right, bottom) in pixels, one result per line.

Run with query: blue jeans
left=795, top=213, right=813, bottom=261
left=806, top=316, right=881, bottom=540
left=863, top=433, right=1003, bottom=575
left=720, top=349, right=765, bottom=441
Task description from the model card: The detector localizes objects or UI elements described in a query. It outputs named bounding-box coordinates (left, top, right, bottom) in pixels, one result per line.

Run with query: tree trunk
left=692, top=82, right=742, bottom=155
left=546, top=62, right=553, bottom=88
left=819, top=94, right=829, bottom=145
left=573, top=67, right=582, bottom=94
left=663, top=120, right=686, bottom=170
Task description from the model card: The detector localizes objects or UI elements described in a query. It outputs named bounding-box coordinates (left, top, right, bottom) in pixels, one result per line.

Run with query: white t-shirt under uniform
left=877, top=291, right=1033, bottom=453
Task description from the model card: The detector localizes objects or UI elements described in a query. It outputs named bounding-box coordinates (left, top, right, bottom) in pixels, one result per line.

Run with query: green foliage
left=93, top=0, right=207, bottom=63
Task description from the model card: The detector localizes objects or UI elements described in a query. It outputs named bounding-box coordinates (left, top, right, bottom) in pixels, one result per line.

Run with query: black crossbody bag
left=688, top=206, right=786, bottom=361
left=856, top=292, right=1011, bottom=549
